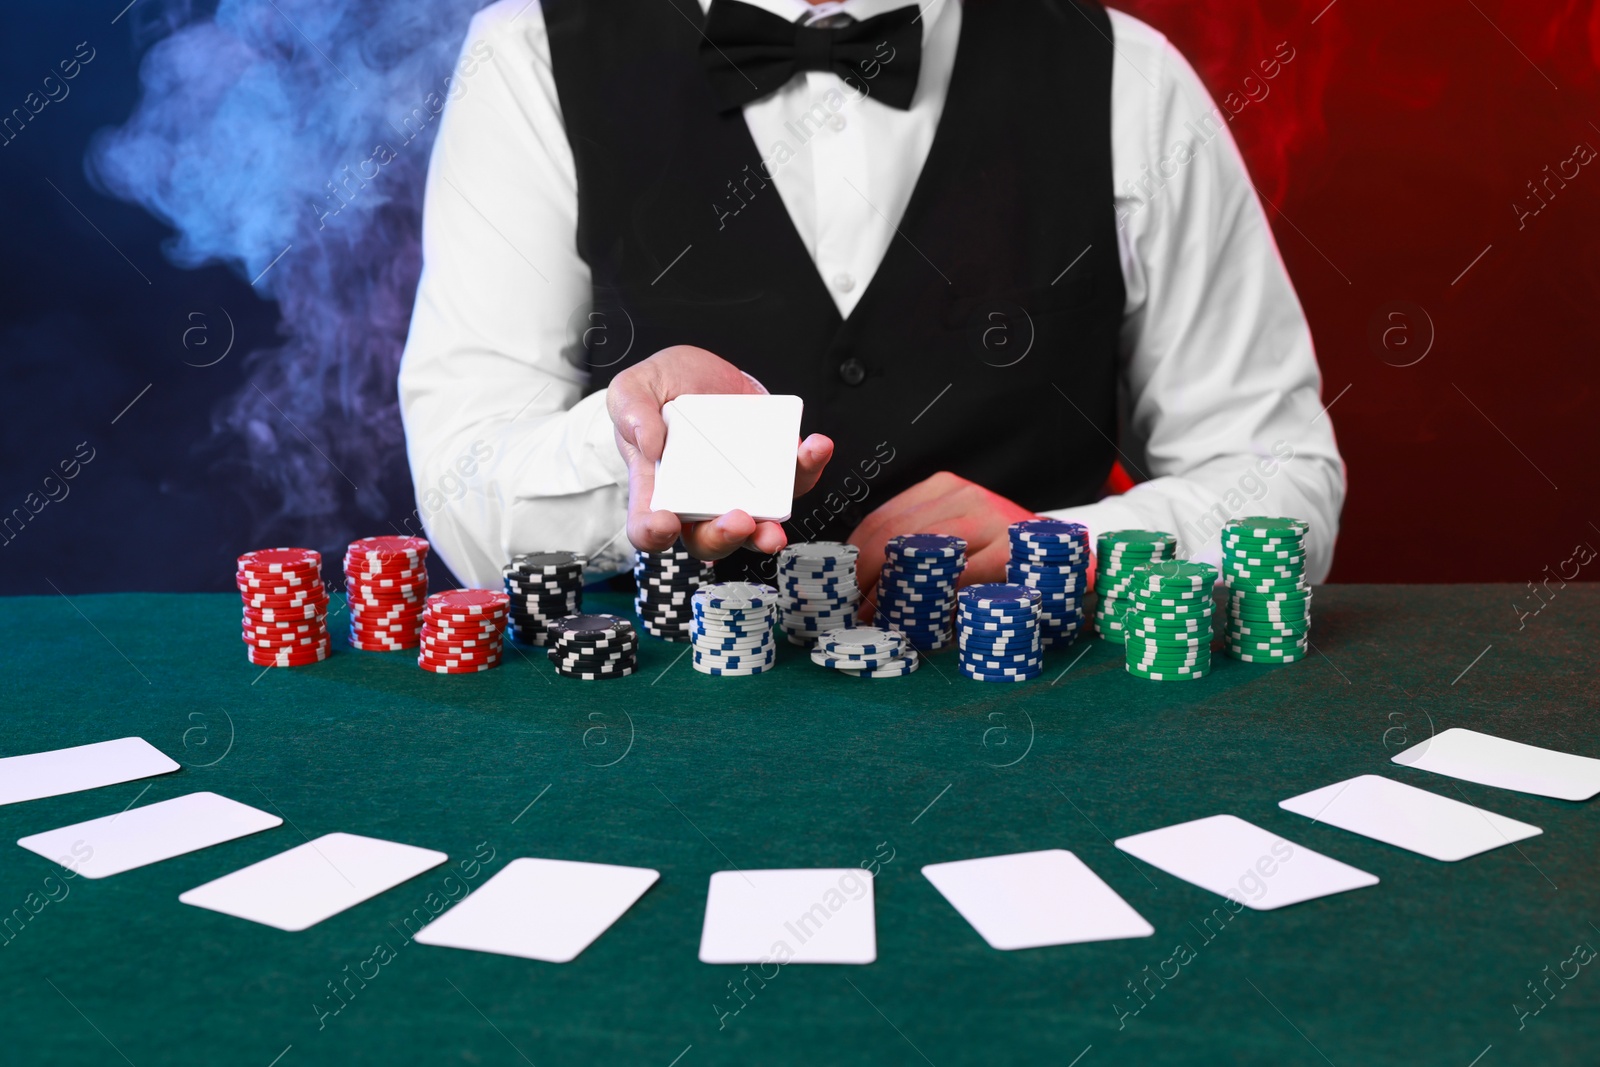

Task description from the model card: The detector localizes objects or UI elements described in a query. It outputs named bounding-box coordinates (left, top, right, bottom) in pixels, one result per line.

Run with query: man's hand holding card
left=608, top=346, right=832, bottom=559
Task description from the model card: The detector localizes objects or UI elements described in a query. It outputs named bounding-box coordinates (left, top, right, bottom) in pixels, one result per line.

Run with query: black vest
left=546, top=0, right=1125, bottom=550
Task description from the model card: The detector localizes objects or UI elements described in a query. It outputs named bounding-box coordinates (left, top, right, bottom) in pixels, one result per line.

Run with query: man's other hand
left=846, top=471, right=1039, bottom=619
left=607, top=345, right=833, bottom=559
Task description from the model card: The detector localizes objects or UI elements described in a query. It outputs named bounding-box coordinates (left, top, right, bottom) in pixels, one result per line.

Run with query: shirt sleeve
left=1043, top=11, right=1346, bottom=582
left=397, top=0, right=632, bottom=590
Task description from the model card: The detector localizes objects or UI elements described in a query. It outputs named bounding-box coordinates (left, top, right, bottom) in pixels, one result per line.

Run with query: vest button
left=838, top=357, right=866, bottom=386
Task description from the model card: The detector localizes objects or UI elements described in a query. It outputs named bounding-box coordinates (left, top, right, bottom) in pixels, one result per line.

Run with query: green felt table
left=1, top=585, right=1596, bottom=1067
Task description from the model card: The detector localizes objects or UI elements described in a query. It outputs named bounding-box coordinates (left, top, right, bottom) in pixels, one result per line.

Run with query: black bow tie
left=699, top=1, right=924, bottom=112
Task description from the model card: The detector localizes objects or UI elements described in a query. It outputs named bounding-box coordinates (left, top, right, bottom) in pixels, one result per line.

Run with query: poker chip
left=237, top=547, right=321, bottom=575
left=236, top=571, right=318, bottom=594
left=1220, top=517, right=1312, bottom=665
left=414, top=587, right=507, bottom=674
left=544, top=612, right=639, bottom=679
left=956, top=582, right=1041, bottom=683
left=557, top=664, right=638, bottom=680
left=876, top=534, right=966, bottom=651
left=691, top=663, right=773, bottom=676
left=834, top=650, right=921, bottom=678
left=235, top=547, right=331, bottom=667
left=417, top=659, right=499, bottom=674
left=1232, top=649, right=1309, bottom=663
left=347, top=636, right=412, bottom=652
left=418, top=652, right=501, bottom=671
left=808, top=625, right=918, bottom=677
left=1093, top=531, right=1178, bottom=645
left=819, top=626, right=904, bottom=657
left=1125, top=661, right=1209, bottom=681
left=1121, top=560, right=1217, bottom=682
left=507, top=550, right=584, bottom=576
left=1006, top=520, right=1089, bottom=650
left=342, top=536, right=430, bottom=650
left=547, top=614, right=634, bottom=640
left=777, top=543, right=861, bottom=646
left=957, top=663, right=1041, bottom=683
left=247, top=645, right=330, bottom=667
left=500, top=549, right=586, bottom=645
left=690, top=583, right=777, bottom=675
left=633, top=543, right=717, bottom=642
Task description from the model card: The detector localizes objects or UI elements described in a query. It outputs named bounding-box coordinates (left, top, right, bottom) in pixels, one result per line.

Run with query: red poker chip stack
left=345, top=536, right=431, bottom=650
left=418, top=588, right=509, bottom=674
left=238, top=548, right=331, bottom=667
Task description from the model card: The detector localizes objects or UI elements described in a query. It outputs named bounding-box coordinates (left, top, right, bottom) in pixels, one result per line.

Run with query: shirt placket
left=805, top=69, right=872, bottom=317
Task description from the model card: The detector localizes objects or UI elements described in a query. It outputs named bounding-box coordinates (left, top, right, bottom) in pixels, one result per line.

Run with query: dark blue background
left=0, top=2, right=417, bottom=596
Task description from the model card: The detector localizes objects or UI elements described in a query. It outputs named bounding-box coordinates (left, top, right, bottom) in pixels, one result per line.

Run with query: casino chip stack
left=238, top=548, right=330, bottom=667
left=417, top=589, right=508, bottom=674
left=546, top=614, right=638, bottom=680
left=1222, top=516, right=1311, bottom=664
left=810, top=625, right=920, bottom=677
left=503, top=551, right=587, bottom=645
left=874, top=534, right=967, bottom=651
left=345, top=536, right=429, bottom=650
left=777, top=542, right=861, bottom=646
left=1123, top=561, right=1218, bottom=681
left=1006, top=519, right=1090, bottom=648
left=691, top=582, right=778, bottom=675
left=957, top=583, right=1044, bottom=682
left=633, top=543, right=717, bottom=642
left=1093, top=530, right=1178, bottom=644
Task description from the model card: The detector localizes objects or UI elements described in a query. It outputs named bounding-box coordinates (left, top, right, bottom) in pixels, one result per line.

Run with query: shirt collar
left=696, top=0, right=948, bottom=45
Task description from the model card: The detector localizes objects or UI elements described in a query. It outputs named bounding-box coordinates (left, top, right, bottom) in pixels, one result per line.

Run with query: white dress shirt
left=398, top=0, right=1346, bottom=588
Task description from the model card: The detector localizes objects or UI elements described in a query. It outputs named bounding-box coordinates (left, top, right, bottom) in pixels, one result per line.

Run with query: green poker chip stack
left=1093, top=530, right=1177, bottom=644
left=1122, top=561, right=1218, bottom=681
left=1222, top=516, right=1311, bottom=664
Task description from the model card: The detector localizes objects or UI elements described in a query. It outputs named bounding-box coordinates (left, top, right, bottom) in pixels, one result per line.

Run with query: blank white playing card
left=699, top=868, right=875, bottom=965
left=179, top=832, right=446, bottom=931
left=0, top=737, right=179, bottom=807
left=922, top=849, right=1154, bottom=951
left=650, top=394, right=804, bottom=522
left=414, top=857, right=658, bottom=962
left=1115, top=814, right=1377, bottom=911
left=18, top=791, right=281, bottom=878
left=1279, top=775, right=1541, bottom=862
left=1391, top=728, right=1600, bottom=802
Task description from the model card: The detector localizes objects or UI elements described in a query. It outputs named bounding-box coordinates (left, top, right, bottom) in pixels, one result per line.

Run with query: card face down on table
left=1115, top=814, right=1379, bottom=911
left=1390, top=728, right=1600, bottom=801
left=1279, top=774, right=1543, bottom=861
left=0, top=737, right=180, bottom=807
left=699, top=868, right=876, bottom=964
left=18, top=791, right=282, bottom=878
left=179, top=832, right=447, bottom=931
left=650, top=394, right=804, bottom=522
left=415, top=857, right=660, bottom=963
left=922, top=849, right=1154, bottom=951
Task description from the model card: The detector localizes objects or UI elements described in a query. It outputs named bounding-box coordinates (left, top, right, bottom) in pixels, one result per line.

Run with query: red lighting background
left=1119, top=0, right=1600, bottom=583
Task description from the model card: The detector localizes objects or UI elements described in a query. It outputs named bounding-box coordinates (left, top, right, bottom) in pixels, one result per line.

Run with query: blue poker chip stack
left=1005, top=519, right=1090, bottom=648
left=957, top=583, right=1044, bottom=682
left=776, top=542, right=861, bottom=646
left=691, top=582, right=779, bottom=676
left=874, top=534, right=967, bottom=651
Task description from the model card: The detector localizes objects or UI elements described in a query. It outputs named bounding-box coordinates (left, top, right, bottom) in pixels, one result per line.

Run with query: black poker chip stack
left=633, top=543, right=717, bottom=641
left=545, top=614, right=639, bottom=680
left=502, top=550, right=586, bottom=646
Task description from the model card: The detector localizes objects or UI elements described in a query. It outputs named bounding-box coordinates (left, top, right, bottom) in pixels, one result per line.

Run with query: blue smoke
left=89, top=0, right=489, bottom=537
